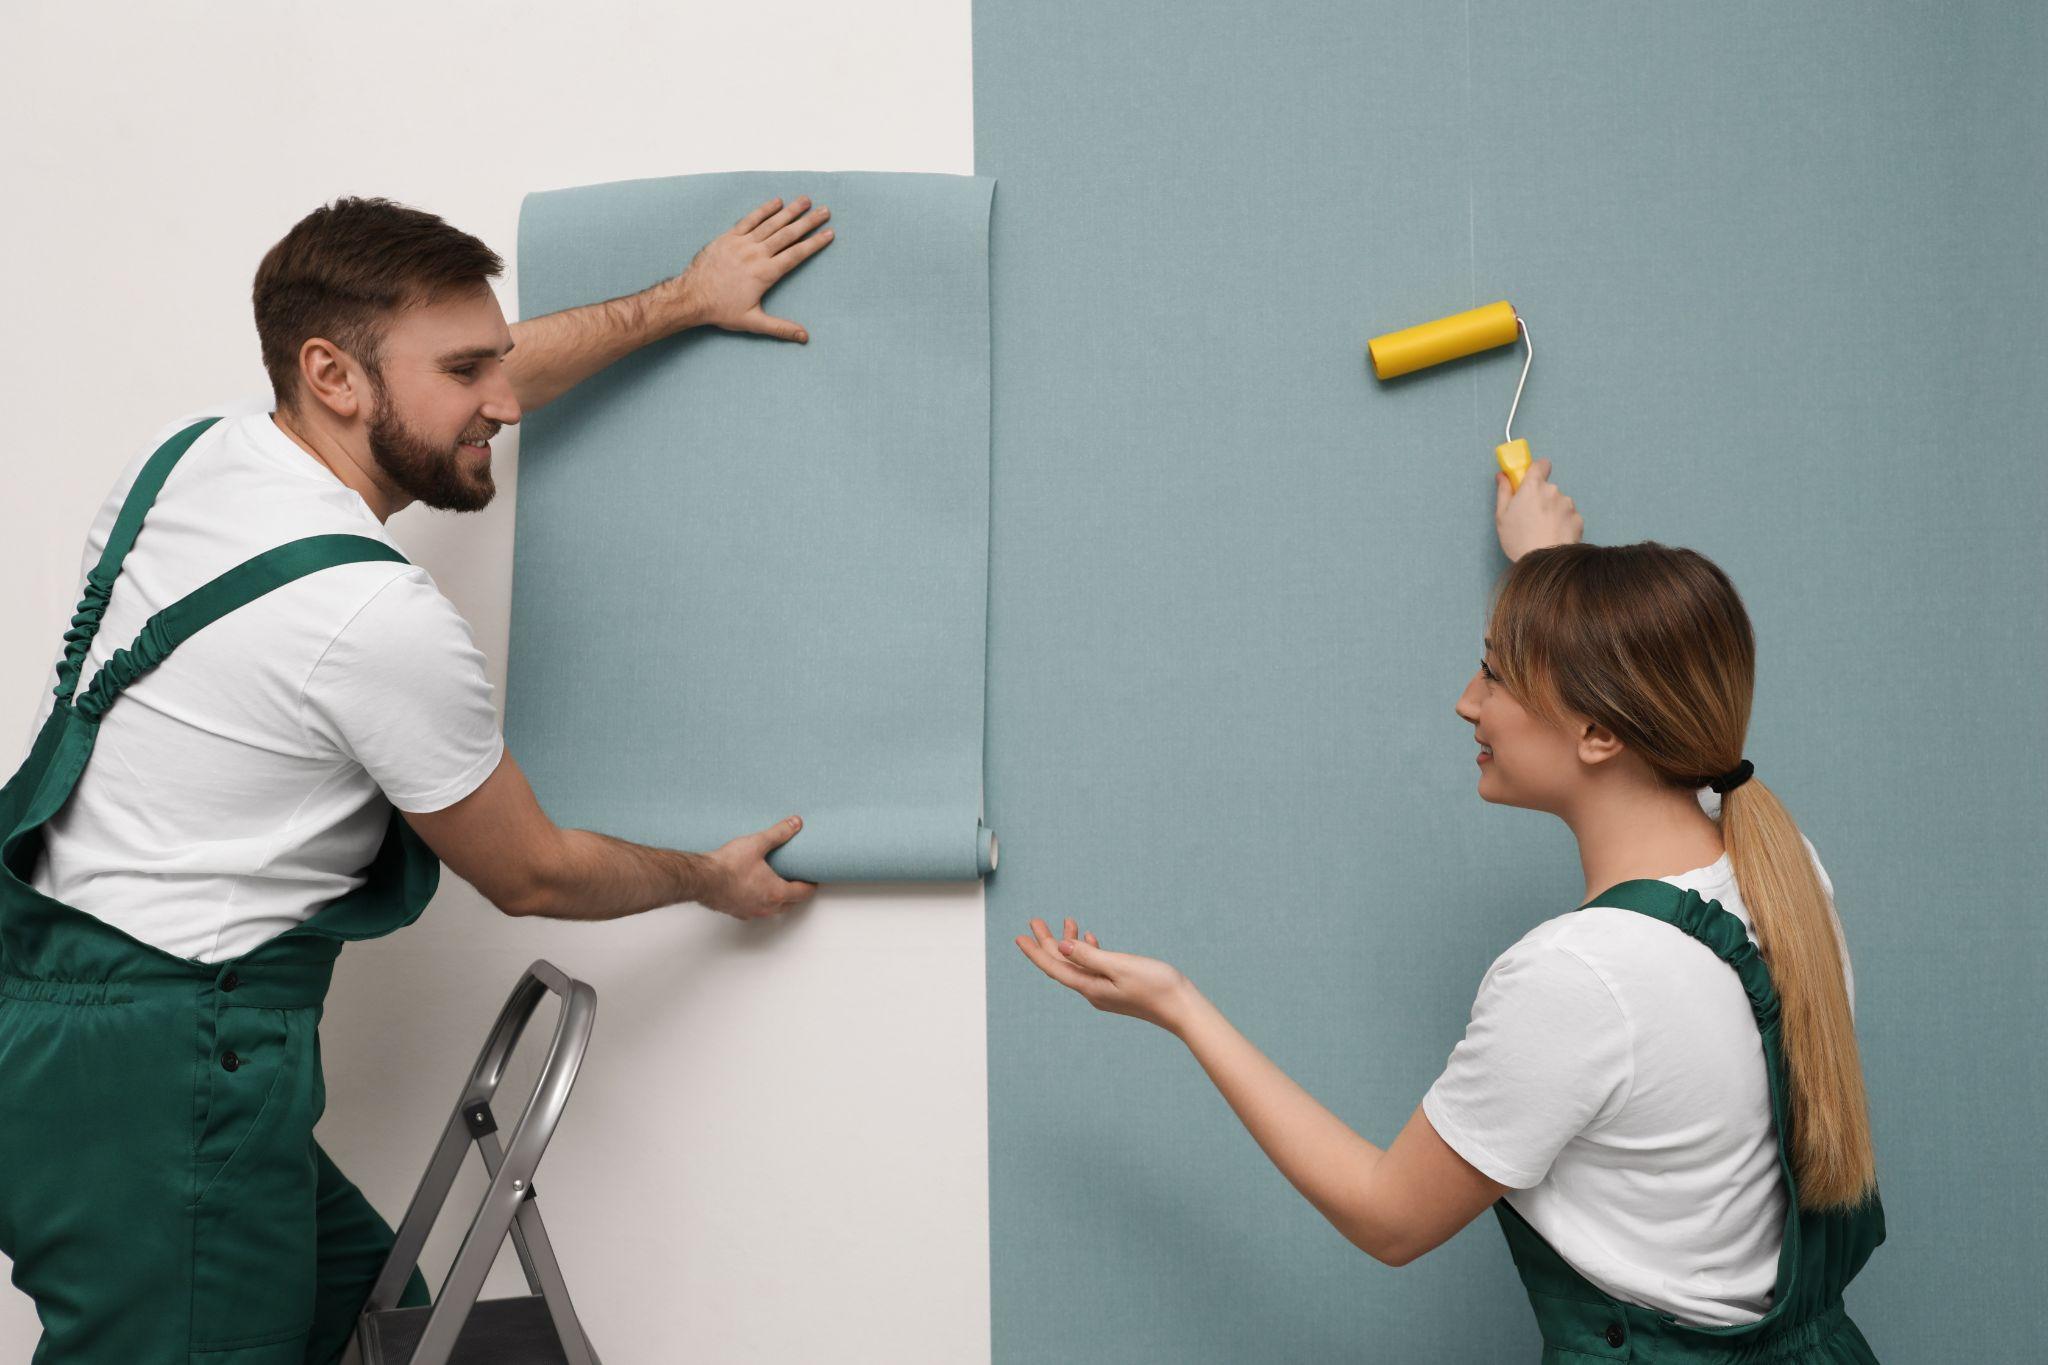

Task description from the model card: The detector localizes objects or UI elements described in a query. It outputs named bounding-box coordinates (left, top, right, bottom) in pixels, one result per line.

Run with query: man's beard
left=365, top=380, right=497, bottom=513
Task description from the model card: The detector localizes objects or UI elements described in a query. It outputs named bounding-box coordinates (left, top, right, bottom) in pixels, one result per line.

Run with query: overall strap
left=1579, top=878, right=1783, bottom=1034
left=53, top=417, right=222, bottom=704
left=1557, top=879, right=1866, bottom=1344
left=74, top=534, right=409, bottom=722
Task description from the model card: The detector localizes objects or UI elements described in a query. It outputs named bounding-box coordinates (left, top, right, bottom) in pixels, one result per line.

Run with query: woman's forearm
left=1170, top=986, right=1396, bottom=1263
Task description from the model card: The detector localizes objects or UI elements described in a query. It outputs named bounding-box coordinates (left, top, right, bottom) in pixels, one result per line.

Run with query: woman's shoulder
left=1482, top=909, right=1650, bottom=992
left=1495, top=905, right=1715, bottom=999
left=1509, top=903, right=1675, bottom=953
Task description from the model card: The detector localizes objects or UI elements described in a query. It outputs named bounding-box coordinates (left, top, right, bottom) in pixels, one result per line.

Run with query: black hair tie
left=1709, top=759, right=1754, bottom=794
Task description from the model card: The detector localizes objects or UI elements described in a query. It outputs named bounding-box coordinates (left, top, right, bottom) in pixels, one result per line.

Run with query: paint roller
left=1367, top=300, right=1536, bottom=489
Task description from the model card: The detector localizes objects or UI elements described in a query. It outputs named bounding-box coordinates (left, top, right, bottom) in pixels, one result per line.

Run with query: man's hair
left=252, top=196, right=503, bottom=411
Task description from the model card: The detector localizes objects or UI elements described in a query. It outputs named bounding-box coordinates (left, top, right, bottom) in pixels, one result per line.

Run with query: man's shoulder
left=316, top=564, right=480, bottom=670
left=137, top=394, right=402, bottom=556
left=101, top=395, right=272, bottom=506
left=135, top=393, right=274, bottom=458
left=106, top=394, right=426, bottom=637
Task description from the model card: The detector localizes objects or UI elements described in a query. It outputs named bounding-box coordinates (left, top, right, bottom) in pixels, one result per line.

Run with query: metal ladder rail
left=355, top=959, right=600, bottom=1365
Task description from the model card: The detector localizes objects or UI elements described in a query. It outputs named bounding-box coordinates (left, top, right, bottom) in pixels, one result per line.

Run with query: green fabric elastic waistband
left=0, top=903, right=342, bottom=1009
left=0, top=954, right=335, bottom=1009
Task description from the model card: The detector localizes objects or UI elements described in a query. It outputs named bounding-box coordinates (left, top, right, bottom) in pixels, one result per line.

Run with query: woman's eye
left=1480, top=659, right=1499, bottom=682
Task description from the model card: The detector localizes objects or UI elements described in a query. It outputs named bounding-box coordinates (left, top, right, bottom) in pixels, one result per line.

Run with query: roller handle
left=1496, top=439, right=1532, bottom=490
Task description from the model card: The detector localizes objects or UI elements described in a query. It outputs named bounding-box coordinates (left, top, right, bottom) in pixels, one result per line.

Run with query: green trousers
left=0, top=936, right=430, bottom=1363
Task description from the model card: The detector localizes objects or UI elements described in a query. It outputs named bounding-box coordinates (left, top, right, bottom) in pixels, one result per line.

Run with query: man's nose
left=483, top=373, right=522, bottom=426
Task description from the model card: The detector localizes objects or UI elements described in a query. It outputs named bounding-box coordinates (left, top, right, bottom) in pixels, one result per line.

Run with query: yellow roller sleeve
left=1368, top=300, right=1520, bottom=379
left=1496, top=438, right=1532, bottom=489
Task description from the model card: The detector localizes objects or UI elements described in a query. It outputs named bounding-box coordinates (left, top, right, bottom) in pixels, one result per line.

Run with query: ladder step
left=361, top=1294, right=574, bottom=1365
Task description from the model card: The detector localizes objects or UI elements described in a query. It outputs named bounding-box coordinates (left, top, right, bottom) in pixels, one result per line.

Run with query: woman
left=1017, top=460, right=1886, bottom=1360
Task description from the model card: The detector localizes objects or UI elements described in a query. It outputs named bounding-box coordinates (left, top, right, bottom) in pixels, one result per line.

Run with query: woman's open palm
left=1015, top=917, right=1193, bottom=1031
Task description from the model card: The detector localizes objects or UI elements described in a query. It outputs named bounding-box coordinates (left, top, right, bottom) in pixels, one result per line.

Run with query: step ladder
left=351, top=960, right=602, bottom=1365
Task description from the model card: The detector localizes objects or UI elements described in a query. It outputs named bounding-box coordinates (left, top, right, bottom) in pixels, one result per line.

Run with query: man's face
left=364, top=284, right=520, bottom=512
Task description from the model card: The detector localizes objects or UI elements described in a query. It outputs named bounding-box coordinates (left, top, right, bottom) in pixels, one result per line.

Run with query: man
left=0, top=192, right=833, bottom=1363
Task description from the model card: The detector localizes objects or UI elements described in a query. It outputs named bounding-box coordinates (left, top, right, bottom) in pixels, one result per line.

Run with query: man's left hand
left=667, top=195, right=835, bottom=343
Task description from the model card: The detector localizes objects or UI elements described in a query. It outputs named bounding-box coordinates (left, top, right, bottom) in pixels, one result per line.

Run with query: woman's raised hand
left=1495, top=458, right=1584, bottom=562
left=1015, top=917, right=1197, bottom=1033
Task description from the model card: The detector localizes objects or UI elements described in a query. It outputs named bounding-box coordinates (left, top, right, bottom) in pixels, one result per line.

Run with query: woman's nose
left=1454, top=675, right=1481, bottom=720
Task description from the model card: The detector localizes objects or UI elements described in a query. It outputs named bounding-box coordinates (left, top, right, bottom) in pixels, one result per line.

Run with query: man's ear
left=1577, top=719, right=1626, bottom=768
left=298, top=337, right=367, bottom=420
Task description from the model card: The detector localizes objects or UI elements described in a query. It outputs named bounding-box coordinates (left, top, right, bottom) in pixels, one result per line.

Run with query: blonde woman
left=1018, top=461, right=1885, bottom=1361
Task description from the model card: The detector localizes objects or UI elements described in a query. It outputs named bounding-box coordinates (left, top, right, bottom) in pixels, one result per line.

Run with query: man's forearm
left=517, top=827, right=725, bottom=921
left=505, top=279, right=703, bottom=413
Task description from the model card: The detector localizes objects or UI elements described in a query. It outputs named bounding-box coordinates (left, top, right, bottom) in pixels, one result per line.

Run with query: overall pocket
left=190, top=1004, right=321, bottom=1354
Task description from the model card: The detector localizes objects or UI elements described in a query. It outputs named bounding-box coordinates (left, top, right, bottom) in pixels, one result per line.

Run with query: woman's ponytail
left=1720, top=778, right=1878, bottom=1211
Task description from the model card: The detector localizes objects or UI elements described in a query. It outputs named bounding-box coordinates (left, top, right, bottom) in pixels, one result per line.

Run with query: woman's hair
left=1487, top=541, right=1877, bottom=1213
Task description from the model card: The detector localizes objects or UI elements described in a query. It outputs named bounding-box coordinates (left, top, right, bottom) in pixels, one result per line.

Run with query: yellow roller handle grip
left=1496, top=438, right=1532, bottom=490
left=1368, top=300, right=1520, bottom=379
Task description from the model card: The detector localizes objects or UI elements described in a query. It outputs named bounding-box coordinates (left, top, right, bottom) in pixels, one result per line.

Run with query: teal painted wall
left=977, top=4, right=2044, bottom=1359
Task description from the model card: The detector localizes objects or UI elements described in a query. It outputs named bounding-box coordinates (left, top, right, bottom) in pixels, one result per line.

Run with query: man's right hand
left=1494, top=458, right=1584, bottom=562
left=404, top=750, right=820, bottom=922
left=703, top=816, right=820, bottom=920
left=666, top=196, right=835, bottom=344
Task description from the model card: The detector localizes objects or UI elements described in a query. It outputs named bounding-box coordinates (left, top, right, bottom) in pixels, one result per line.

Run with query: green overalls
left=0, top=417, right=438, bottom=1363
left=1493, top=878, right=1887, bottom=1362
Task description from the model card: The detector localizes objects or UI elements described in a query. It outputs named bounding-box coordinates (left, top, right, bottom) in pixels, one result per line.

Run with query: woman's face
left=1454, top=640, right=1587, bottom=814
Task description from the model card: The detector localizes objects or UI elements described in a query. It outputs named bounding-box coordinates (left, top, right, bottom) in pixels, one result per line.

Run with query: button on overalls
left=1493, top=878, right=1887, bottom=1362
left=0, top=418, right=439, bottom=1363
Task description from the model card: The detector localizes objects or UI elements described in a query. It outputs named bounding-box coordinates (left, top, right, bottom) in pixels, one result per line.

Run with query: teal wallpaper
left=977, top=3, right=2044, bottom=1359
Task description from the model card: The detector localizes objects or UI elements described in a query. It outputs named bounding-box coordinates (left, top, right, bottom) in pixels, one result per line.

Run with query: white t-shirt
left=20, top=397, right=504, bottom=962
left=1421, top=788, right=1855, bottom=1327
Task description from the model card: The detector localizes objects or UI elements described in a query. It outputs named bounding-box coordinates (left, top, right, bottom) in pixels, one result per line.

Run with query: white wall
left=0, top=4, right=988, bottom=1360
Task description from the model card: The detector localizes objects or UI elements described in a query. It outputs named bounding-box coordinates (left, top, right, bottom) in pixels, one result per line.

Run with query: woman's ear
left=1576, top=719, right=1626, bottom=768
